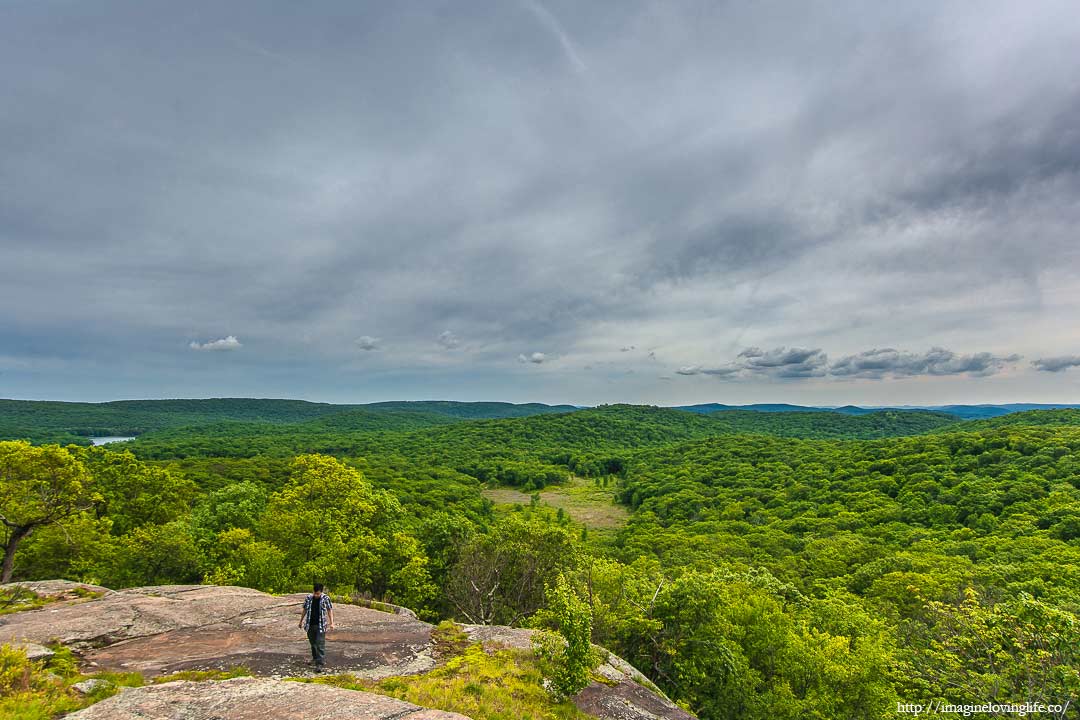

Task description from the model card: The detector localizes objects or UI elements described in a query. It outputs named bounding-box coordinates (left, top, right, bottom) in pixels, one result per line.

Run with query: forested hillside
left=0, top=398, right=576, bottom=445
left=697, top=408, right=957, bottom=438
left=933, top=408, right=1080, bottom=431
left=2, top=403, right=1078, bottom=719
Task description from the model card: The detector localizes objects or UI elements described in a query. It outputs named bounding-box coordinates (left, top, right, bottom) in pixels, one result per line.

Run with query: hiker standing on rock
left=298, top=582, right=335, bottom=671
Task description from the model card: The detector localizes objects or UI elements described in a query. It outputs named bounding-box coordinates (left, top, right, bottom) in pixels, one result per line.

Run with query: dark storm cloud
left=1032, top=356, right=1080, bottom=373
left=1, top=1, right=1078, bottom=402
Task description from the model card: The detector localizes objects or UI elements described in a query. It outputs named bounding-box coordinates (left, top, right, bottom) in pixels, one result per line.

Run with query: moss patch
left=0, top=587, right=50, bottom=616
left=153, top=666, right=251, bottom=683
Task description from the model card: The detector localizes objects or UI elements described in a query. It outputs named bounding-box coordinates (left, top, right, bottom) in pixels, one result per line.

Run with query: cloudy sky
left=2, top=1, right=1080, bottom=405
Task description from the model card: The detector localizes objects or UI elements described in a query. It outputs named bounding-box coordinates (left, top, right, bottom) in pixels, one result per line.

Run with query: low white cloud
left=518, top=352, right=547, bottom=364
left=189, top=335, right=242, bottom=351
left=355, top=335, right=380, bottom=351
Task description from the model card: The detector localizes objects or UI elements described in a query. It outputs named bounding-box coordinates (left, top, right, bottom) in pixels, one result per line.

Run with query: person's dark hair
left=313, top=582, right=324, bottom=593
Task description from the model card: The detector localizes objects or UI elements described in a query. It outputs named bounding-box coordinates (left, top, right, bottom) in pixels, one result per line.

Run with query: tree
left=0, top=442, right=98, bottom=583
left=532, top=573, right=594, bottom=698
left=903, top=588, right=1080, bottom=710
left=260, top=454, right=427, bottom=596
left=447, top=514, right=578, bottom=626
left=77, top=446, right=196, bottom=536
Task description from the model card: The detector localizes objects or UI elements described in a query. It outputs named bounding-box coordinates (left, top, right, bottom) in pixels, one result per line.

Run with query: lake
left=89, top=436, right=135, bottom=445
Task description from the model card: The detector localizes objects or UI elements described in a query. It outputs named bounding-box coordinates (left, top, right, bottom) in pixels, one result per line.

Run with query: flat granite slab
left=0, top=584, right=434, bottom=678
left=64, top=676, right=471, bottom=720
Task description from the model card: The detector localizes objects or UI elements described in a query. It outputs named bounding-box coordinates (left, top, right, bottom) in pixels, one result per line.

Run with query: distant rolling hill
left=122, top=403, right=963, bottom=462
left=936, top=408, right=1080, bottom=430
left=699, top=409, right=959, bottom=438
left=361, top=400, right=579, bottom=419
left=0, top=398, right=579, bottom=445
left=674, top=402, right=1080, bottom=419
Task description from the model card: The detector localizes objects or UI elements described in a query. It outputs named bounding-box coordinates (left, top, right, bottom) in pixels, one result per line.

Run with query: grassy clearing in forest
left=482, top=475, right=628, bottom=529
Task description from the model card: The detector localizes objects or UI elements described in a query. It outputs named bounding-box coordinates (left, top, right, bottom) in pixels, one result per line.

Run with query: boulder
left=3, top=579, right=111, bottom=600
left=71, top=677, right=113, bottom=695
left=9, top=640, right=54, bottom=661
left=64, top=676, right=471, bottom=719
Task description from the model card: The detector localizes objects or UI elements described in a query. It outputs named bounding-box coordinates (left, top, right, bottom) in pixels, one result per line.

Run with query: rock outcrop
left=65, top=676, right=470, bottom=720
left=1, top=581, right=694, bottom=720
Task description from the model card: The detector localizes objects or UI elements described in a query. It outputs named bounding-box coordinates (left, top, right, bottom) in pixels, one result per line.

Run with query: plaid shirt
left=302, top=593, right=333, bottom=633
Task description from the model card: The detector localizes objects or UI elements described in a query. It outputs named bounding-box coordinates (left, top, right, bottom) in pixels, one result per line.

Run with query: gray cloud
left=739, top=347, right=829, bottom=379
left=830, top=348, right=1020, bottom=379
left=676, top=347, right=826, bottom=379
left=1032, top=355, right=1080, bottom=372
left=189, top=336, right=242, bottom=352
left=436, top=331, right=461, bottom=350
left=519, top=352, right=547, bottom=364
left=679, top=346, right=1021, bottom=381
left=1, top=1, right=1078, bottom=403
left=355, top=336, right=380, bottom=351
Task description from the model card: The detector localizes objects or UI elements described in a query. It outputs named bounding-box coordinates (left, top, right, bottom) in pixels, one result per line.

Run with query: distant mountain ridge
left=672, top=402, right=1080, bottom=419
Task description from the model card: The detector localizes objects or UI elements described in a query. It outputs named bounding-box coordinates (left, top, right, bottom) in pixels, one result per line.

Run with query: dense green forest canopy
left=2, top=401, right=1078, bottom=719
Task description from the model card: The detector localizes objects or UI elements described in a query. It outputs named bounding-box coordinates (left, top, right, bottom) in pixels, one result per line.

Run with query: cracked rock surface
left=1, top=582, right=695, bottom=720
left=64, top=676, right=471, bottom=719
left=0, top=583, right=434, bottom=678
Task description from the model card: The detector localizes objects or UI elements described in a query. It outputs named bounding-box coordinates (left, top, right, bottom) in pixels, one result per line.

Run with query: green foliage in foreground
left=531, top=574, right=596, bottom=698
left=0, top=643, right=143, bottom=720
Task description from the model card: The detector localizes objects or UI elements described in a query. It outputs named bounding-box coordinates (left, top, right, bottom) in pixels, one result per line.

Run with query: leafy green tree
left=447, top=514, right=578, bottom=626
left=100, top=520, right=203, bottom=587
left=77, top=447, right=196, bottom=535
left=0, top=442, right=98, bottom=582
left=191, top=481, right=268, bottom=544
left=903, top=588, right=1080, bottom=709
left=260, top=454, right=432, bottom=599
left=532, top=573, right=594, bottom=698
left=202, top=527, right=290, bottom=592
left=12, top=513, right=117, bottom=583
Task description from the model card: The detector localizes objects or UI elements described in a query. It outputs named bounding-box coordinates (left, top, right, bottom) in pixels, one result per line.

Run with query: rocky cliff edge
left=1, top=580, right=694, bottom=720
